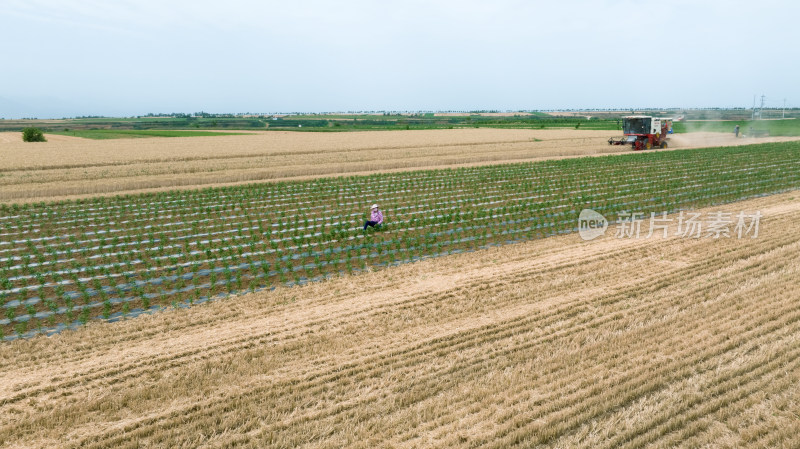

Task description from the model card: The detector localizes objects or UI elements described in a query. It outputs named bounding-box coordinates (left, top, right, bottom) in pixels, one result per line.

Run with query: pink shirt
left=371, top=209, right=384, bottom=224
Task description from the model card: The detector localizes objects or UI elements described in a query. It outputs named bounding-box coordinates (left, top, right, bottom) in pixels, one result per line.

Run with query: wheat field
left=6, top=128, right=795, bottom=204
left=0, top=128, right=617, bottom=203
left=2, top=191, right=798, bottom=448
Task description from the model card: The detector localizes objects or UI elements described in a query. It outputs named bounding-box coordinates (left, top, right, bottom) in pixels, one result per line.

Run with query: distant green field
left=49, top=129, right=249, bottom=139
left=283, top=112, right=551, bottom=120
left=265, top=113, right=622, bottom=131
left=672, top=119, right=800, bottom=136
left=284, top=114, right=402, bottom=120
left=4, top=110, right=800, bottom=135
left=0, top=116, right=268, bottom=133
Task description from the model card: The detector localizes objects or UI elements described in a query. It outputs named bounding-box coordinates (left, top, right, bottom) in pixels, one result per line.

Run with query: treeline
left=265, top=115, right=621, bottom=131
left=0, top=117, right=268, bottom=132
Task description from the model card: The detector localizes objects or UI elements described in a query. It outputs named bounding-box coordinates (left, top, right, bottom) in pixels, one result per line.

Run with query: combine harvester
left=609, top=116, right=673, bottom=151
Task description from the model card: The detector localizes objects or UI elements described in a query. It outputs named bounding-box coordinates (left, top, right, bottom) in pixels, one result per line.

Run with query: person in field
left=734, top=124, right=740, bottom=137
left=363, top=204, right=384, bottom=230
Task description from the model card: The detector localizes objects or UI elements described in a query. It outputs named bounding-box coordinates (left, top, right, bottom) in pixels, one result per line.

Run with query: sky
left=1, top=0, right=798, bottom=118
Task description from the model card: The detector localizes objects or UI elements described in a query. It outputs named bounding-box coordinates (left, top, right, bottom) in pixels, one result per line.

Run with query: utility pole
left=759, top=94, right=766, bottom=120
left=752, top=95, right=756, bottom=120
left=783, top=98, right=786, bottom=119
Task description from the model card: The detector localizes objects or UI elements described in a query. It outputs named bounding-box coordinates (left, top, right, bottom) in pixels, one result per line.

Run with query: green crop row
left=1, top=141, right=799, bottom=340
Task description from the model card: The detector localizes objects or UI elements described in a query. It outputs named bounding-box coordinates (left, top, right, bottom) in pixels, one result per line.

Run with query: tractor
left=608, top=116, right=673, bottom=151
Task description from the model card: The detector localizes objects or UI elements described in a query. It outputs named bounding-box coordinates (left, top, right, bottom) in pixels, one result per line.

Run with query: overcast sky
left=1, top=0, right=797, bottom=118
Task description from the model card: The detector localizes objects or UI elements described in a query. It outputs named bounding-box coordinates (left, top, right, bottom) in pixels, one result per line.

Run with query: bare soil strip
left=1, top=191, right=799, bottom=448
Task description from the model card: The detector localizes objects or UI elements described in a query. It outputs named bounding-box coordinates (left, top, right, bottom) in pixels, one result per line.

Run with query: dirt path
left=668, top=131, right=800, bottom=148
left=2, top=191, right=799, bottom=448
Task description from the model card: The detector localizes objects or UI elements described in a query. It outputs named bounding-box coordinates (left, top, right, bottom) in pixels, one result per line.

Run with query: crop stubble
left=0, top=129, right=615, bottom=202
left=4, top=128, right=795, bottom=204
left=1, top=191, right=799, bottom=448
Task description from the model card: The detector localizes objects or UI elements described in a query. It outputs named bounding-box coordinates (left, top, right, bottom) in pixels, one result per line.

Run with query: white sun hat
left=371, top=204, right=379, bottom=209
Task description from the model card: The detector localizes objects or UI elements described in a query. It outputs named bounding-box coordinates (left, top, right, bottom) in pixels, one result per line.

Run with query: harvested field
left=0, top=128, right=616, bottom=203
left=0, top=128, right=618, bottom=170
left=2, top=128, right=798, bottom=204
left=0, top=132, right=86, bottom=144
left=2, top=191, right=799, bottom=448
left=4, top=143, right=799, bottom=340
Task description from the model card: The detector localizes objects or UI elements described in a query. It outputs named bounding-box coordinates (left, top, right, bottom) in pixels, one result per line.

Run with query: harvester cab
left=608, top=116, right=673, bottom=151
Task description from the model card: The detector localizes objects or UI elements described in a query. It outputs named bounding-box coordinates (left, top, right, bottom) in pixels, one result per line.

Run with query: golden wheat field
left=0, top=128, right=614, bottom=203
left=2, top=191, right=799, bottom=448
left=3, top=128, right=794, bottom=204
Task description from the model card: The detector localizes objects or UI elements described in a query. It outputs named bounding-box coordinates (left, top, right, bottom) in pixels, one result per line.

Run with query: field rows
left=2, top=143, right=800, bottom=339
left=0, top=128, right=627, bottom=203
left=1, top=191, right=798, bottom=447
left=4, top=127, right=799, bottom=204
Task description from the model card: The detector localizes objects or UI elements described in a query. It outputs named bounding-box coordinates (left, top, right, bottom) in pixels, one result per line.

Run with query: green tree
left=22, top=127, right=46, bottom=142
